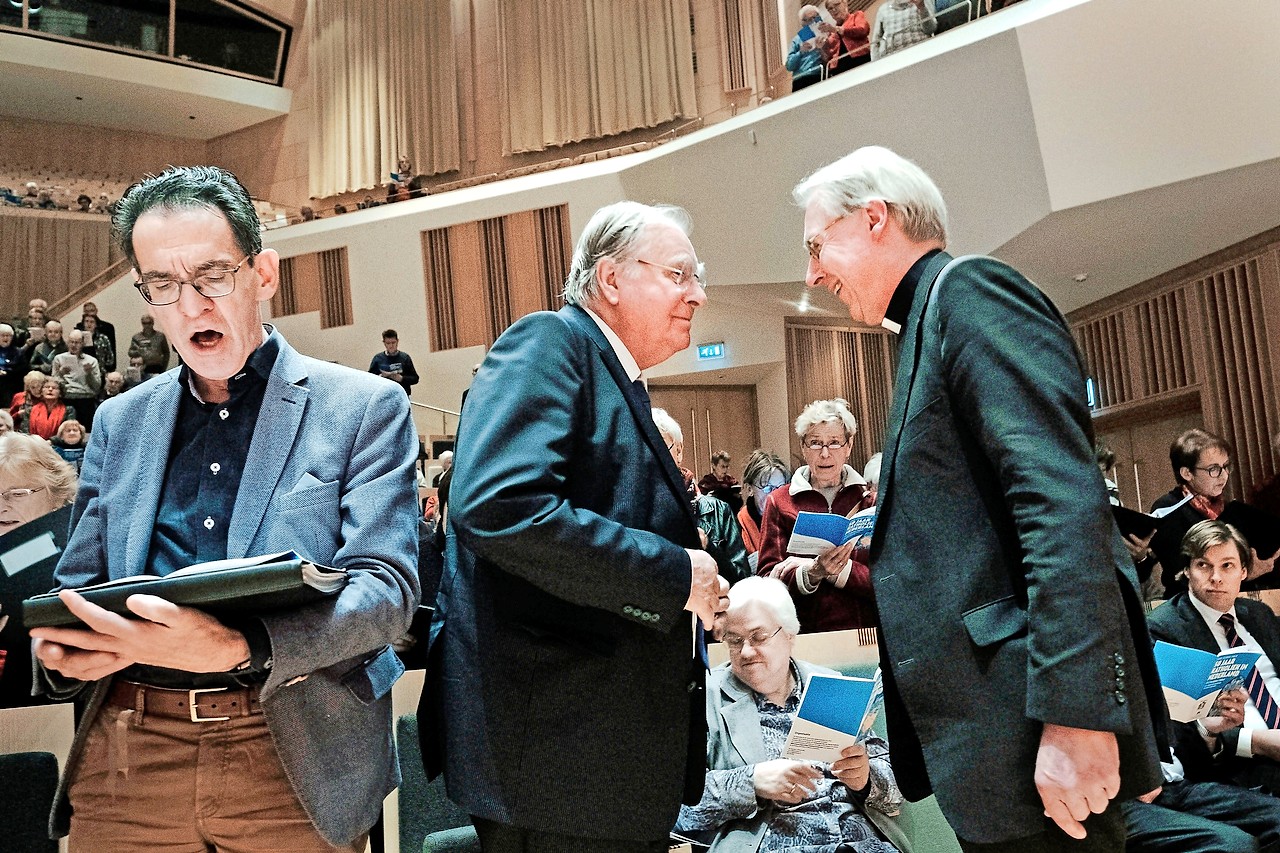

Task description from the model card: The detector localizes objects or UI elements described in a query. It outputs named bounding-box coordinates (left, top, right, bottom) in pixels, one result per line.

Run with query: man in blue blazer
left=792, top=147, right=1164, bottom=852
left=31, top=166, right=420, bottom=851
left=422, top=201, right=729, bottom=851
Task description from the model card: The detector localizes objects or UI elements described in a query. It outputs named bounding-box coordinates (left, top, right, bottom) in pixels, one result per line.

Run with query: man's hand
left=684, top=549, right=729, bottom=629
left=1034, top=723, right=1120, bottom=840
left=1123, top=530, right=1156, bottom=563
left=30, top=590, right=250, bottom=676
left=1249, top=548, right=1277, bottom=582
left=1203, top=687, right=1247, bottom=734
left=830, top=742, right=871, bottom=792
left=752, top=759, right=824, bottom=804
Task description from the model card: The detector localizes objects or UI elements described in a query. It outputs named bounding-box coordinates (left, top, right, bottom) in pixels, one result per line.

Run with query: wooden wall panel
left=272, top=252, right=321, bottom=318
left=422, top=228, right=458, bottom=351
left=503, top=210, right=550, bottom=322
left=317, top=247, right=353, bottom=329
left=447, top=220, right=490, bottom=349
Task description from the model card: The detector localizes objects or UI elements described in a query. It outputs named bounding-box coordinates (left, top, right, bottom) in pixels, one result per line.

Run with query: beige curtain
left=0, top=212, right=116, bottom=321
left=308, top=0, right=461, bottom=197
left=500, top=0, right=698, bottom=155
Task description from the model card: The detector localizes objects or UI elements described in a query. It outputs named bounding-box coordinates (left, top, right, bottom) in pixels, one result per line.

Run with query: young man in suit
left=30, top=165, right=420, bottom=851
left=1147, top=519, right=1280, bottom=795
left=793, top=146, right=1164, bottom=852
left=422, top=201, right=729, bottom=852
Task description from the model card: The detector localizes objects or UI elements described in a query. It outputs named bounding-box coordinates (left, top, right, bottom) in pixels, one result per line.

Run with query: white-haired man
left=422, top=201, right=728, bottom=851
left=794, top=146, right=1164, bottom=852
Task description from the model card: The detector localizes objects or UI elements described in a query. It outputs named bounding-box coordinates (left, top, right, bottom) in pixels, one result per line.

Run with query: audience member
left=75, top=194, right=93, bottom=212
left=1249, top=430, right=1280, bottom=518
left=0, top=410, right=11, bottom=434
left=100, top=370, right=128, bottom=401
left=699, top=449, right=744, bottom=513
left=823, top=0, right=872, bottom=75
left=386, top=181, right=407, bottom=204
left=1147, top=520, right=1280, bottom=799
left=94, top=192, right=114, bottom=214
left=26, top=320, right=66, bottom=374
left=0, top=432, right=77, bottom=709
left=367, top=328, right=420, bottom=396
left=10, top=370, right=46, bottom=425
left=785, top=6, right=826, bottom=92
left=736, top=450, right=789, bottom=566
left=50, top=419, right=88, bottom=473
left=30, top=164, right=419, bottom=850
left=407, top=175, right=429, bottom=199
left=421, top=200, right=726, bottom=851
left=757, top=397, right=875, bottom=633
left=795, top=145, right=1164, bottom=849
left=78, top=300, right=118, bottom=353
left=863, top=451, right=882, bottom=505
left=79, top=313, right=116, bottom=372
left=1096, top=441, right=1160, bottom=595
left=431, top=450, right=453, bottom=487
left=870, top=0, right=937, bottom=60
left=0, top=323, right=21, bottom=407
left=655, top=408, right=752, bottom=584
left=21, top=181, right=38, bottom=204
left=300, top=205, right=319, bottom=222
left=678, top=575, right=908, bottom=852
left=14, top=301, right=46, bottom=347
left=332, top=203, right=348, bottom=214
left=1096, top=442, right=1121, bottom=504
left=128, top=314, right=171, bottom=375
left=23, top=376, right=76, bottom=440
left=51, top=329, right=103, bottom=429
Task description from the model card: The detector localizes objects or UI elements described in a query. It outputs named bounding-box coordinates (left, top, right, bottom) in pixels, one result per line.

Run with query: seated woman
left=0, top=433, right=78, bottom=708
left=758, top=399, right=874, bottom=632
left=677, top=577, right=908, bottom=853
left=737, top=450, right=790, bottom=568
left=23, top=377, right=76, bottom=440
left=50, top=419, right=88, bottom=474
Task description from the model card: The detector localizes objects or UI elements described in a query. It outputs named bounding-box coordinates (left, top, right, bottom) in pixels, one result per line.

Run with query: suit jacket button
left=1115, top=693, right=1127, bottom=704
left=1114, top=653, right=1125, bottom=664
left=624, top=605, right=634, bottom=615
left=652, top=613, right=660, bottom=622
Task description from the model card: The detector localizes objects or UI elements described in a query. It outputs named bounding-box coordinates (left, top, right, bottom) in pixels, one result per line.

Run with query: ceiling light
left=1073, top=273, right=1089, bottom=282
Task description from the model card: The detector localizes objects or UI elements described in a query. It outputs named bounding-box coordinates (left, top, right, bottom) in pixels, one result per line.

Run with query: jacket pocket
left=277, top=479, right=340, bottom=512
left=341, top=645, right=404, bottom=704
left=962, top=596, right=1028, bottom=648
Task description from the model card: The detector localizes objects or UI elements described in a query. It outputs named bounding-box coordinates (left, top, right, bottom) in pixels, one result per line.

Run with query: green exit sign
left=697, top=342, right=725, bottom=360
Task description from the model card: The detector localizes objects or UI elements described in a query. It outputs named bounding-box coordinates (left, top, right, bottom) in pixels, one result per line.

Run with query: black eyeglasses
left=1194, top=463, right=1231, bottom=478
left=134, top=255, right=252, bottom=306
left=803, top=438, right=849, bottom=453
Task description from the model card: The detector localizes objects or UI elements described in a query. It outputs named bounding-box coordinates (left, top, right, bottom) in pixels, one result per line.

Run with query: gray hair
left=0, top=410, right=12, bottom=431
left=794, top=398, right=857, bottom=441
left=114, top=165, right=263, bottom=270
left=651, top=407, right=683, bottom=444
left=793, top=146, right=948, bottom=246
left=727, top=576, right=800, bottom=636
left=863, top=452, right=883, bottom=489
left=0, top=323, right=13, bottom=336
left=0, top=432, right=78, bottom=506
left=562, top=201, right=691, bottom=306
left=65, top=329, right=85, bottom=344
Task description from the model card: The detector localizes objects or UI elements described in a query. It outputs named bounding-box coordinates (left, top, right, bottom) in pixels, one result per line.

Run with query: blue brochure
left=1153, top=640, right=1260, bottom=723
left=783, top=670, right=883, bottom=762
left=786, top=510, right=877, bottom=555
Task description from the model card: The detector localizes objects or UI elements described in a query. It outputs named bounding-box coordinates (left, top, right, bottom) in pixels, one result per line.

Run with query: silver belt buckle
left=188, top=686, right=231, bottom=722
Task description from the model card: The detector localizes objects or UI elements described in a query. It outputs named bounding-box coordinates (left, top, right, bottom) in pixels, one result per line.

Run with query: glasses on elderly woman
left=721, top=625, right=784, bottom=651
left=0, top=487, right=47, bottom=503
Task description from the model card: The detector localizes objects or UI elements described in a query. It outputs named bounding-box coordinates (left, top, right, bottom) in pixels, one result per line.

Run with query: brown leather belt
left=106, top=680, right=262, bottom=722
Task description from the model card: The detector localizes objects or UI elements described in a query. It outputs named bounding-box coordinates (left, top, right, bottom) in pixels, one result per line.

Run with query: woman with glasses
left=757, top=399, right=875, bottom=632
left=676, top=577, right=908, bottom=853
left=22, top=376, right=76, bottom=441
left=0, top=432, right=77, bottom=707
left=1153, top=428, right=1275, bottom=593
left=738, top=450, right=790, bottom=569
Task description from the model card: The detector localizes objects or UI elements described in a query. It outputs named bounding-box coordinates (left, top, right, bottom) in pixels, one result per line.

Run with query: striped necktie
left=1220, top=612, right=1280, bottom=728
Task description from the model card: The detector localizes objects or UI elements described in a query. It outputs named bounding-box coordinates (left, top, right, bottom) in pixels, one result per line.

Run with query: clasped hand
left=1203, top=687, right=1247, bottom=734
left=31, top=590, right=250, bottom=681
left=684, top=549, right=729, bottom=629
left=1034, top=723, right=1120, bottom=839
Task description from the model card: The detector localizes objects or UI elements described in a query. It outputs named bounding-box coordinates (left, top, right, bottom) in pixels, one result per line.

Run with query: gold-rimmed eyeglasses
left=721, top=625, right=784, bottom=651
left=134, top=255, right=253, bottom=306
left=805, top=213, right=850, bottom=263
left=0, top=487, right=47, bottom=504
left=632, top=258, right=703, bottom=290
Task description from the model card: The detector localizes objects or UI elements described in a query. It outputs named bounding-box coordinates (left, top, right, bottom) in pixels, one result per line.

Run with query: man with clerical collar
left=792, top=146, right=1164, bottom=852
left=1148, top=519, right=1280, bottom=795
left=30, top=165, right=420, bottom=852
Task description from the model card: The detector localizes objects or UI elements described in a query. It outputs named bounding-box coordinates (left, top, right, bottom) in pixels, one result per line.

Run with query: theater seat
left=0, top=751, right=59, bottom=852
left=395, top=714, right=480, bottom=853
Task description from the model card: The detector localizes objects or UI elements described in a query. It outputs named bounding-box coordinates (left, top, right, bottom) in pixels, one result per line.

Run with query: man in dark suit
left=422, top=201, right=729, bottom=852
left=1148, top=519, right=1280, bottom=794
left=793, top=146, right=1164, bottom=852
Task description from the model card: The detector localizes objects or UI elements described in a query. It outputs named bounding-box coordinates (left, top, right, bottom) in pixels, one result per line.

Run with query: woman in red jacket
left=757, top=398, right=874, bottom=632
left=23, top=377, right=76, bottom=441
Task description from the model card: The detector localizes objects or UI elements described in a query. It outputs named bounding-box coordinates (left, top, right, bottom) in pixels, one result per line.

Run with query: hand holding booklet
left=783, top=670, right=883, bottom=763
left=1153, top=640, right=1260, bottom=723
left=23, top=551, right=347, bottom=629
left=786, top=509, right=876, bottom=556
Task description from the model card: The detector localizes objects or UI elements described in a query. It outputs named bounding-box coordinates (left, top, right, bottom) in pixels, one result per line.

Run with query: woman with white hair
left=757, top=398, right=874, bottom=632
left=676, top=576, right=908, bottom=852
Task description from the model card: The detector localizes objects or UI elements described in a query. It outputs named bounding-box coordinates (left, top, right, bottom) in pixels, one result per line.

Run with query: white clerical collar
left=582, top=305, right=642, bottom=383
left=881, top=316, right=903, bottom=335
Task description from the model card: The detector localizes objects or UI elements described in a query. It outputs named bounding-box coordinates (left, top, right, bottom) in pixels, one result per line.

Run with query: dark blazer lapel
left=124, top=374, right=182, bottom=576
left=559, top=306, right=696, bottom=528
left=227, top=343, right=309, bottom=558
left=1170, top=593, right=1226, bottom=652
left=1238, top=600, right=1280, bottom=664
left=872, top=251, right=952, bottom=551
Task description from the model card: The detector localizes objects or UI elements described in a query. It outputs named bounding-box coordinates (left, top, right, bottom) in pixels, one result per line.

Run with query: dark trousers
left=1123, top=779, right=1280, bottom=853
left=958, top=807, right=1126, bottom=853
left=472, top=816, right=670, bottom=853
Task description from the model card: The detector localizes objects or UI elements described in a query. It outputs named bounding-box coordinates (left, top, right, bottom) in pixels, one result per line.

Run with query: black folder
left=23, top=551, right=346, bottom=629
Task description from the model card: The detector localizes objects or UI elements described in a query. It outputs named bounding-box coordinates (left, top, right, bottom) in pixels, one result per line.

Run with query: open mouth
left=191, top=330, right=223, bottom=348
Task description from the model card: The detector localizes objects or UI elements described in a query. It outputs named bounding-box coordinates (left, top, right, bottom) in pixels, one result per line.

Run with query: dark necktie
left=1220, top=613, right=1280, bottom=728
left=631, top=378, right=650, bottom=406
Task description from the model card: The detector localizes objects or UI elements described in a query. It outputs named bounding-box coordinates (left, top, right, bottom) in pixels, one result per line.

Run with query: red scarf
left=1184, top=485, right=1225, bottom=520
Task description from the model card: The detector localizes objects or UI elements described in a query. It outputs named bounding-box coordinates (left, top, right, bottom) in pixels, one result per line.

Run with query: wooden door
left=648, top=385, right=760, bottom=482
left=1098, top=408, right=1204, bottom=511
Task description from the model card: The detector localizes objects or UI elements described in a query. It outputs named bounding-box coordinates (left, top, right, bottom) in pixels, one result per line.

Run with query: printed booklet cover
left=786, top=510, right=877, bottom=556
left=783, top=670, right=883, bottom=762
left=1153, top=640, right=1260, bottom=723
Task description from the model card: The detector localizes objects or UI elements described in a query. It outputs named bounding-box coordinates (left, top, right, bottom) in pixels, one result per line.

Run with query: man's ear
left=1178, top=467, right=1193, bottom=486
left=865, top=199, right=891, bottom=237
left=596, top=257, right=622, bottom=306
left=252, top=249, right=281, bottom=302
